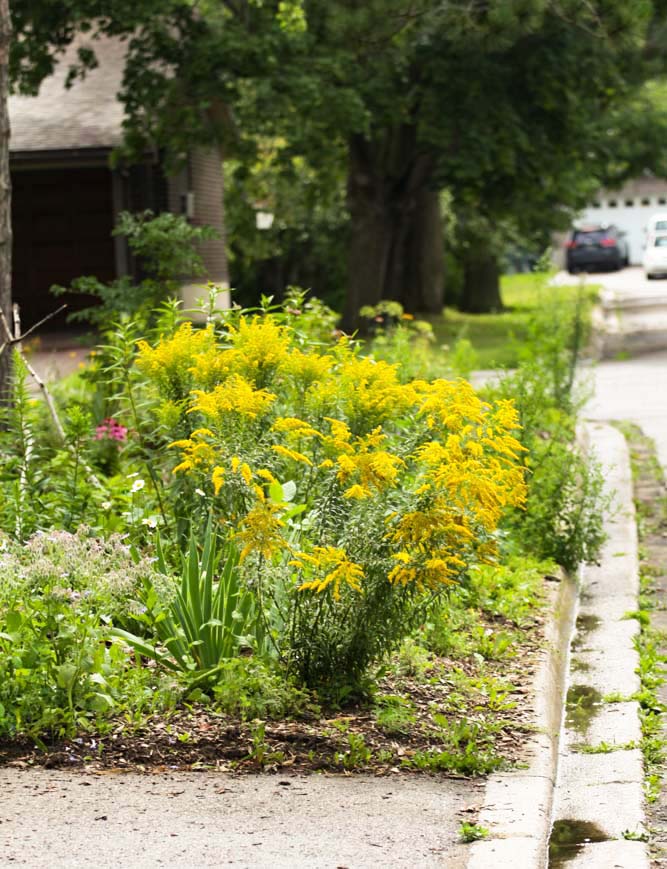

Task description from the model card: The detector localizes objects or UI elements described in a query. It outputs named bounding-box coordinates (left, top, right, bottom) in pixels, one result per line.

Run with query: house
left=9, top=34, right=229, bottom=326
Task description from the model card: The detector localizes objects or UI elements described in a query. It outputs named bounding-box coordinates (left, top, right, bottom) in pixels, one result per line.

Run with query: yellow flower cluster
left=337, top=356, right=414, bottom=426
left=236, top=489, right=287, bottom=562
left=291, top=546, right=364, bottom=600
left=139, top=314, right=528, bottom=597
left=136, top=323, right=216, bottom=396
left=221, top=317, right=291, bottom=383
left=190, top=375, right=276, bottom=425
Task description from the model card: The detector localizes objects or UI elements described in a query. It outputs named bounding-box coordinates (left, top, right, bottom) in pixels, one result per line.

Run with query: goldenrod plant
left=133, top=311, right=527, bottom=689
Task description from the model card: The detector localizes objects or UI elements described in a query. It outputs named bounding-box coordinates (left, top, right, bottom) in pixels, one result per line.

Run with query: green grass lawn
left=425, top=273, right=599, bottom=369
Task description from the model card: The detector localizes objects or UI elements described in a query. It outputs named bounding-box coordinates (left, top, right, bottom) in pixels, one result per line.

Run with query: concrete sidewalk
left=0, top=769, right=476, bottom=868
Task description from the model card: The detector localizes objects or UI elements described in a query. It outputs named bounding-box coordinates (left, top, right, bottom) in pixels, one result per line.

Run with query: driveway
left=551, top=265, right=659, bottom=294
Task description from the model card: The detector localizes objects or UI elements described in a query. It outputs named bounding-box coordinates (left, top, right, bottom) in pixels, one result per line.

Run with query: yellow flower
left=272, top=444, right=313, bottom=466
left=212, top=466, right=225, bottom=494
left=169, top=433, right=216, bottom=475
left=337, top=356, right=413, bottom=425
left=137, top=323, right=216, bottom=396
left=224, top=316, right=291, bottom=381
left=293, top=546, right=364, bottom=601
left=189, top=375, right=276, bottom=424
left=236, top=498, right=287, bottom=562
left=272, top=417, right=322, bottom=440
left=284, top=349, right=334, bottom=385
left=343, top=484, right=372, bottom=500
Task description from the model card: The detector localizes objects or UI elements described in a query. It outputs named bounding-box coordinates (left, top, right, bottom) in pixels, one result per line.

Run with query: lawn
left=426, top=273, right=599, bottom=369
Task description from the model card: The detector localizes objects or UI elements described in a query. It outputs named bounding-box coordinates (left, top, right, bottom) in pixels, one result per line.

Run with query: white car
left=643, top=234, right=667, bottom=279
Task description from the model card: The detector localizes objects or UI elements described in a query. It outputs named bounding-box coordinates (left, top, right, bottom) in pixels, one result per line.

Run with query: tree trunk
left=341, top=137, right=393, bottom=332
left=400, top=187, right=444, bottom=314
left=459, top=248, right=503, bottom=313
left=341, top=130, right=438, bottom=332
left=0, top=0, right=10, bottom=399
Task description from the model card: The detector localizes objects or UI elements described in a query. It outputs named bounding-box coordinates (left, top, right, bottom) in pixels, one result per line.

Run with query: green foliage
left=210, top=658, right=314, bottom=720
left=246, top=720, right=287, bottom=767
left=113, top=518, right=264, bottom=686
left=0, top=585, right=118, bottom=739
left=483, top=286, right=609, bottom=571
left=374, top=695, right=417, bottom=735
left=0, top=524, right=180, bottom=739
left=424, top=556, right=548, bottom=661
left=0, top=354, right=103, bottom=539
left=359, top=302, right=439, bottom=381
left=225, top=149, right=348, bottom=310
left=459, top=823, right=489, bottom=844
left=331, top=720, right=373, bottom=769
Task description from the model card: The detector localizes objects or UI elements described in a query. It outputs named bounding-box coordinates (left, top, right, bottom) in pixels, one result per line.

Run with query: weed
left=331, top=720, right=373, bottom=769
left=374, top=695, right=417, bottom=735
left=247, top=720, right=286, bottom=768
left=573, top=740, right=637, bottom=754
left=459, top=822, right=489, bottom=843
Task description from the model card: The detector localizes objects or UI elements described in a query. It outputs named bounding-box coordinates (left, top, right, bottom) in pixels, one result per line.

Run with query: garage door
left=12, top=166, right=115, bottom=326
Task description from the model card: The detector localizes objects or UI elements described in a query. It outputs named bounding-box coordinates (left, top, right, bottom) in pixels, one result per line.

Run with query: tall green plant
left=485, top=287, right=607, bottom=571
left=113, top=518, right=262, bottom=687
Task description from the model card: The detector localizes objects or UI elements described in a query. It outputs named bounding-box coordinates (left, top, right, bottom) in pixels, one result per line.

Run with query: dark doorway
left=12, top=165, right=115, bottom=327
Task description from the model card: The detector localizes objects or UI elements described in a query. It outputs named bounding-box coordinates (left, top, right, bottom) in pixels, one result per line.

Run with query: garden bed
left=0, top=572, right=549, bottom=776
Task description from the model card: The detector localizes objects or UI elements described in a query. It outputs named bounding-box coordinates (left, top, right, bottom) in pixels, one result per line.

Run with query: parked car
left=643, top=233, right=667, bottom=279
left=646, top=213, right=667, bottom=236
left=566, top=225, right=629, bottom=273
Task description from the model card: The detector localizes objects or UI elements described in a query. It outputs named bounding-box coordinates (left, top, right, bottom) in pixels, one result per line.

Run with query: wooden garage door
left=12, top=166, right=115, bottom=326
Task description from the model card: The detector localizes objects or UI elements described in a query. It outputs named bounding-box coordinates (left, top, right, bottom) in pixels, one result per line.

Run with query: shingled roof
left=9, top=35, right=126, bottom=155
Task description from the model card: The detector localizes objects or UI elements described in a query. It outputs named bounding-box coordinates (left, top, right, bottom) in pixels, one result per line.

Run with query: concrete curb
left=466, top=565, right=578, bottom=867
left=467, top=421, right=648, bottom=868
left=592, top=287, right=667, bottom=358
left=549, top=422, right=649, bottom=868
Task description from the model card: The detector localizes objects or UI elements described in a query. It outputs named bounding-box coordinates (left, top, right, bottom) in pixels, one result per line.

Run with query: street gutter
left=467, top=421, right=648, bottom=869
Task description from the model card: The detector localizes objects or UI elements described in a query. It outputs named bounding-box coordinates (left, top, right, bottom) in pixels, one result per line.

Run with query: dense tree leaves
left=10, top=0, right=667, bottom=320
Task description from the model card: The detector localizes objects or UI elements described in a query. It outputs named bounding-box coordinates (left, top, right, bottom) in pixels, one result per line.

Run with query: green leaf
left=284, top=503, right=307, bottom=519
left=90, top=692, right=115, bottom=712
left=5, top=611, right=21, bottom=632
left=269, top=479, right=285, bottom=503
left=56, top=663, right=78, bottom=690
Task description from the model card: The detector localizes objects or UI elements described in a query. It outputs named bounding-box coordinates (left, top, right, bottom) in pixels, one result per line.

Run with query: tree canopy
left=10, top=0, right=667, bottom=322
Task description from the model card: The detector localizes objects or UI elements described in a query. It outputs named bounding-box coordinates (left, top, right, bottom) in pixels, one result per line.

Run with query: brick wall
left=190, top=146, right=228, bottom=285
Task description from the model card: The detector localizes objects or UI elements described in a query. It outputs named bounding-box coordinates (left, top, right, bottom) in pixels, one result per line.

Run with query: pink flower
left=95, top=418, right=128, bottom=442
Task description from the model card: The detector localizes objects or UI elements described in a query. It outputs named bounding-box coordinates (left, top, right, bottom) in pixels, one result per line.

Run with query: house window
left=592, top=201, right=601, bottom=208
left=641, top=197, right=651, bottom=206
left=608, top=200, right=617, bottom=207
left=659, top=197, right=667, bottom=206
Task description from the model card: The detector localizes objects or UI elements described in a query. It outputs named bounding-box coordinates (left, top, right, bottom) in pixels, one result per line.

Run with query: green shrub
left=484, top=288, right=608, bottom=571
left=210, top=658, right=314, bottom=719
left=124, top=312, right=527, bottom=691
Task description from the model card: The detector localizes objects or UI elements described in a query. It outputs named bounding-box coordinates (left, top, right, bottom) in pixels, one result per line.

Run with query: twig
left=0, top=303, right=67, bottom=355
